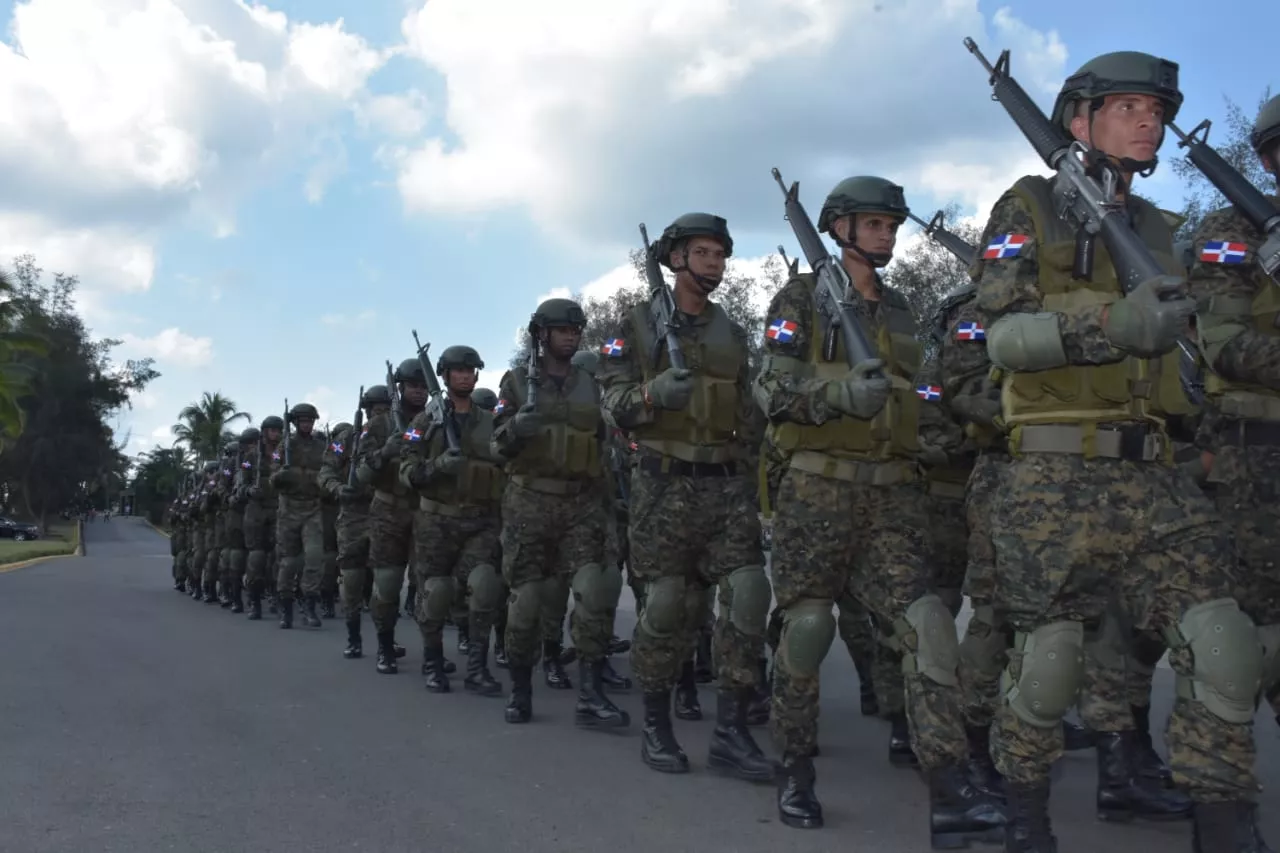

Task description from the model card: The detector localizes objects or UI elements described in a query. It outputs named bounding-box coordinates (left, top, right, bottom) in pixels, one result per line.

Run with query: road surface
left=0, top=517, right=1275, bottom=852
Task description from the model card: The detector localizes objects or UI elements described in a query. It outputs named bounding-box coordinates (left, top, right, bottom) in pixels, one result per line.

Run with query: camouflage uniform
left=241, top=427, right=282, bottom=620
left=272, top=408, right=327, bottom=629
left=188, top=469, right=214, bottom=599
left=170, top=498, right=189, bottom=590
left=319, top=422, right=371, bottom=657
left=221, top=439, right=252, bottom=613
left=320, top=494, right=340, bottom=618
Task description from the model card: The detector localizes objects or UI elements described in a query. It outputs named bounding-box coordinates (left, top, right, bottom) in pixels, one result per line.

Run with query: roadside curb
left=142, top=518, right=171, bottom=539
left=0, top=521, right=81, bottom=573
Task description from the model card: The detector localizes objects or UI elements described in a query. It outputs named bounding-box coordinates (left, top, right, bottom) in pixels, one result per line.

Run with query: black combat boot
left=608, top=635, right=632, bottom=655
left=1192, top=801, right=1273, bottom=853
left=493, top=611, right=509, bottom=668
left=505, top=664, right=533, bottom=723
left=1062, top=717, right=1095, bottom=751
left=278, top=598, right=294, bottom=629
left=1130, top=704, right=1174, bottom=787
left=543, top=640, right=572, bottom=689
left=343, top=617, right=362, bottom=659
left=247, top=586, right=263, bottom=621
left=423, top=645, right=450, bottom=693
left=464, top=637, right=502, bottom=696
left=640, top=690, right=689, bottom=774
left=1004, top=782, right=1056, bottom=853
left=1095, top=731, right=1192, bottom=822
left=777, top=752, right=823, bottom=829
left=320, top=591, right=336, bottom=619
left=456, top=617, right=471, bottom=655
left=746, top=657, right=770, bottom=726
left=707, top=687, right=774, bottom=783
left=674, top=659, right=702, bottom=721
left=966, top=724, right=1005, bottom=800
left=229, top=579, right=244, bottom=614
left=219, top=581, right=233, bottom=608
left=854, top=652, right=879, bottom=716
left=694, top=630, right=713, bottom=683
left=266, top=591, right=278, bottom=615
left=928, top=762, right=1007, bottom=848
left=574, top=659, right=630, bottom=729
left=203, top=581, right=218, bottom=604
left=375, top=632, right=398, bottom=674
left=301, top=595, right=322, bottom=629
left=599, top=657, right=631, bottom=690
left=889, top=712, right=918, bottom=767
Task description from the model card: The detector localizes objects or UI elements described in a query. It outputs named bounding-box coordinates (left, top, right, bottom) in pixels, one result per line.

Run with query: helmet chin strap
left=673, top=248, right=722, bottom=293
left=1087, top=101, right=1159, bottom=178
left=834, top=238, right=891, bottom=269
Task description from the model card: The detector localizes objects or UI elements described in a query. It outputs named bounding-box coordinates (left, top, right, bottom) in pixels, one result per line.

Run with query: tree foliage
left=171, top=391, right=251, bottom=463
left=131, top=445, right=194, bottom=524
left=884, top=205, right=983, bottom=330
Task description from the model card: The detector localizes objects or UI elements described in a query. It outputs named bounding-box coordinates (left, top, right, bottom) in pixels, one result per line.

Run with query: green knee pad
left=372, top=566, right=404, bottom=604
left=508, top=580, right=545, bottom=632
left=229, top=549, right=247, bottom=578
left=779, top=598, right=836, bottom=676
left=467, top=563, right=504, bottom=612
left=640, top=576, right=686, bottom=639
left=421, top=576, right=455, bottom=621
left=570, top=562, right=623, bottom=614
left=960, top=605, right=1007, bottom=678
left=899, top=593, right=961, bottom=687
left=1163, top=598, right=1262, bottom=725
left=1004, top=621, right=1084, bottom=728
left=723, top=565, right=771, bottom=637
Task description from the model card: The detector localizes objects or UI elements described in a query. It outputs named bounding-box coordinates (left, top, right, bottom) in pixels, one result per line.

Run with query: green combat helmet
left=331, top=421, right=353, bottom=438
left=472, top=388, right=499, bottom=411
left=435, top=345, right=484, bottom=376
left=571, top=349, right=601, bottom=375
left=362, top=384, right=392, bottom=408
left=223, top=440, right=239, bottom=456
left=1050, top=51, right=1182, bottom=174
left=203, top=460, right=219, bottom=473
left=288, top=402, right=319, bottom=423
left=394, top=358, right=426, bottom=384
left=529, top=298, right=587, bottom=335
left=239, top=427, right=261, bottom=444
left=653, top=213, right=734, bottom=270
left=260, top=415, right=285, bottom=432
left=1251, top=93, right=1280, bottom=164
left=818, top=176, right=910, bottom=266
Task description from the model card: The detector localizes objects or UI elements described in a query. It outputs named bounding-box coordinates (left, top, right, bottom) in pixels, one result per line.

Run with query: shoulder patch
left=954, top=321, right=985, bottom=341
left=601, top=338, right=625, bottom=357
left=983, top=233, right=1028, bottom=260
left=1199, top=240, right=1248, bottom=264
left=765, top=318, right=797, bottom=343
left=403, top=428, right=422, bottom=442
left=330, top=441, right=344, bottom=454
left=916, top=384, right=942, bottom=401
left=495, top=398, right=508, bottom=414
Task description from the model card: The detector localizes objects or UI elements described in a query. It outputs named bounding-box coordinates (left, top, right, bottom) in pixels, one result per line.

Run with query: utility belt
left=788, top=450, right=917, bottom=486
left=1012, top=423, right=1167, bottom=463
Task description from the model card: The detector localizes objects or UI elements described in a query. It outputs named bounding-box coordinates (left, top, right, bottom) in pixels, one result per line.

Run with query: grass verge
left=0, top=522, right=80, bottom=569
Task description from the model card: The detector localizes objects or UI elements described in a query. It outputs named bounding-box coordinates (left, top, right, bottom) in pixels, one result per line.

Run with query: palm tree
left=0, top=269, right=48, bottom=452
left=172, top=392, right=250, bottom=462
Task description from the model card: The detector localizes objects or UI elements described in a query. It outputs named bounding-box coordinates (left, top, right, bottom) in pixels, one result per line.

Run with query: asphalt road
left=0, top=518, right=1275, bottom=853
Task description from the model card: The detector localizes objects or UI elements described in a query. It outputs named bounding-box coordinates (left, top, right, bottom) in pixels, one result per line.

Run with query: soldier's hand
left=511, top=404, right=544, bottom=438
left=337, top=484, right=360, bottom=504
left=268, top=470, right=284, bottom=488
left=823, top=359, right=891, bottom=419
left=1104, top=275, right=1195, bottom=357
left=379, top=439, right=400, bottom=461
left=916, top=441, right=950, bottom=467
left=647, top=367, right=694, bottom=410
left=434, top=449, right=466, bottom=477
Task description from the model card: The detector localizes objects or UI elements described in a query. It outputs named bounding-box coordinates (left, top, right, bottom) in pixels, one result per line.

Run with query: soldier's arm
left=598, top=312, right=653, bottom=430
left=752, top=277, right=833, bottom=424
left=490, top=370, right=525, bottom=458
left=355, top=415, right=388, bottom=486
left=397, top=411, right=442, bottom=488
left=1189, top=209, right=1280, bottom=390
left=976, top=192, right=1123, bottom=369
left=317, top=430, right=346, bottom=496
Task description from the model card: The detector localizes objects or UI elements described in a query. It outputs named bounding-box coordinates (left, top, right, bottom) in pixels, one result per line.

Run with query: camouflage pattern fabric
left=413, top=508, right=501, bottom=649
left=273, top=432, right=326, bottom=601
left=356, top=407, right=418, bottom=635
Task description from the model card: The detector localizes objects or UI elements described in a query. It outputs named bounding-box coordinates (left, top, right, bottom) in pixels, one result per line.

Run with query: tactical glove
left=379, top=438, right=401, bottom=461
left=823, top=359, right=891, bottom=419
left=337, top=484, right=361, bottom=504
left=1104, top=275, right=1195, bottom=357
left=433, top=449, right=467, bottom=477
left=647, top=367, right=694, bottom=410
left=511, top=404, right=544, bottom=438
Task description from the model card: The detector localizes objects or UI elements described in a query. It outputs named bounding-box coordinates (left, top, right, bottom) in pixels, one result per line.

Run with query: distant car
left=0, top=516, right=40, bottom=541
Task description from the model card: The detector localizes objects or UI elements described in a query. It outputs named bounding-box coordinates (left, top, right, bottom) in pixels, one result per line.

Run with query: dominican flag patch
left=241, top=460, right=252, bottom=470
left=403, top=428, right=422, bottom=442
left=495, top=399, right=508, bottom=414
left=955, top=321, right=985, bottom=341
left=330, top=441, right=344, bottom=454
left=983, top=233, right=1028, bottom=260
left=1199, top=240, right=1248, bottom=264
left=601, top=338, right=625, bottom=357
left=271, top=451, right=281, bottom=462
left=916, top=384, right=942, bottom=401
left=766, top=318, right=798, bottom=343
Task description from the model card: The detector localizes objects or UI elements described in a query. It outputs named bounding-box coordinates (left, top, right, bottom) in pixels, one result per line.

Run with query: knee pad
left=372, top=566, right=404, bottom=602
left=570, top=562, right=623, bottom=614
left=422, top=576, right=456, bottom=621
left=639, top=576, right=686, bottom=638
left=1164, top=598, right=1263, bottom=724
left=1004, top=621, right=1084, bottom=728
left=960, top=604, right=1009, bottom=677
left=899, top=593, right=961, bottom=687
left=230, top=549, right=247, bottom=576
left=1258, top=623, right=1280, bottom=694
left=466, top=563, right=504, bottom=611
left=723, top=565, right=771, bottom=637
left=778, top=598, right=836, bottom=676
left=247, top=550, right=265, bottom=577
left=508, top=580, right=544, bottom=632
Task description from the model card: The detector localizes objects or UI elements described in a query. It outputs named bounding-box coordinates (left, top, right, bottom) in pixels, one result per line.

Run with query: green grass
left=0, top=522, right=79, bottom=567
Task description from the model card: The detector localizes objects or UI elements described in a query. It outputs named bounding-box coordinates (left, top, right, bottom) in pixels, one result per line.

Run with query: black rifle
left=282, top=398, right=292, bottom=467
left=384, top=360, right=407, bottom=434
left=771, top=167, right=882, bottom=372
left=908, top=210, right=978, bottom=267
left=411, top=331, right=462, bottom=451
left=777, top=245, right=800, bottom=278
left=638, top=223, right=686, bottom=370
left=347, top=385, right=364, bottom=488
left=527, top=338, right=540, bottom=408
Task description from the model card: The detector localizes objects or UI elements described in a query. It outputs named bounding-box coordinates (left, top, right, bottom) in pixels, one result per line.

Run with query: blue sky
left=0, top=0, right=1272, bottom=464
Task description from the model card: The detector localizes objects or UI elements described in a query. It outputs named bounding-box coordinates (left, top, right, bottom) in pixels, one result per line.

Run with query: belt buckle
left=1115, top=425, right=1149, bottom=461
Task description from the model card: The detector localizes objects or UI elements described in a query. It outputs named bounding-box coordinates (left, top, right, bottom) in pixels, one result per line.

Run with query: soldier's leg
left=201, top=521, right=220, bottom=601
left=297, top=505, right=324, bottom=628
left=264, top=512, right=279, bottom=609
left=338, top=505, right=371, bottom=658
left=456, top=516, right=504, bottom=697
left=835, top=592, right=880, bottom=717
left=189, top=528, right=205, bottom=595
left=499, top=485, right=554, bottom=724
left=242, top=506, right=267, bottom=619
left=320, top=504, right=339, bottom=618
left=368, top=501, right=414, bottom=674
left=413, top=510, right=460, bottom=694
left=274, top=502, right=304, bottom=628
left=1127, top=628, right=1176, bottom=786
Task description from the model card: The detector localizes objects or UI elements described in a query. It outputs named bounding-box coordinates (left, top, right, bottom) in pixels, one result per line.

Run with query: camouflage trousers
left=367, top=492, right=416, bottom=635
left=990, top=453, right=1257, bottom=802
left=628, top=464, right=766, bottom=694
left=769, top=468, right=967, bottom=768
left=202, top=512, right=224, bottom=590
left=959, top=451, right=1010, bottom=729
left=275, top=496, right=323, bottom=601
left=171, top=525, right=186, bottom=583
left=835, top=593, right=881, bottom=706
left=336, top=499, right=372, bottom=620
left=243, top=500, right=278, bottom=595
left=188, top=525, right=206, bottom=587
left=222, top=507, right=247, bottom=593
left=321, top=501, right=339, bottom=600
left=413, top=501, right=502, bottom=651
left=1079, top=597, right=1163, bottom=732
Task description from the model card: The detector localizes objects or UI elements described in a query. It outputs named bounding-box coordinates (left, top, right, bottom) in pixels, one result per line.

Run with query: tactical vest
left=629, top=301, right=744, bottom=464
left=419, top=410, right=505, bottom=506
left=999, top=176, right=1194, bottom=436
left=372, top=410, right=414, bottom=498
left=504, top=366, right=602, bottom=479
left=770, top=274, right=921, bottom=461
left=1202, top=194, right=1280, bottom=421
left=283, top=433, right=324, bottom=501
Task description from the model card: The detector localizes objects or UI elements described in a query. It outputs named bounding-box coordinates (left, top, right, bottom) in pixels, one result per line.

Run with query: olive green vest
left=372, top=410, right=414, bottom=499
left=1202, top=194, right=1280, bottom=421
left=629, top=301, right=743, bottom=464
left=770, top=273, right=922, bottom=461
left=418, top=410, right=505, bottom=506
left=999, top=176, right=1194, bottom=438
left=503, top=365, right=602, bottom=479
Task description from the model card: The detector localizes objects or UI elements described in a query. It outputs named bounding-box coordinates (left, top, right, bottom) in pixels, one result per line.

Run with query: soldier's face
left=672, top=236, right=726, bottom=285
left=1072, top=94, right=1164, bottom=164
left=296, top=417, right=315, bottom=435
left=402, top=380, right=428, bottom=407
left=265, top=428, right=281, bottom=443
left=371, top=404, right=391, bottom=419
left=836, top=214, right=900, bottom=261
left=546, top=326, right=582, bottom=358
left=447, top=368, right=478, bottom=396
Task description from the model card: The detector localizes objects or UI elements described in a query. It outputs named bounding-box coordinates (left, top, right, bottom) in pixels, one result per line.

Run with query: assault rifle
left=908, top=210, right=978, bottom=267
left=411, top=331, right=462, bottom=452
left=638, top=223, right=686, bottom=370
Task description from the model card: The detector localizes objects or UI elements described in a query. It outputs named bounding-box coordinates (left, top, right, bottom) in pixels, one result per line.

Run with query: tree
left=1169, top=89, right=1274, bottom=241
left=884, top=205, right=983, bottom=330
left=0, top=268, right=48, bottom=452
left=172, top=391, right=250, bottom=462
left=131, top=445, right=194, bottom=524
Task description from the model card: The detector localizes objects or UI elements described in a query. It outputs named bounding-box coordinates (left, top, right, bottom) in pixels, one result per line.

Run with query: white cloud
left=151, top=424, right=173, bottom=439
left=393, top=0, right=1067, bottom=244
left=0, top=211, right=154, bottom=293
left=359, top=90, right=430, bottom=138
left=118, top=328, right=215, bottom=368
left=286, top=18, right=385, bottom=100
left=300, top=385, right=337, bottom=427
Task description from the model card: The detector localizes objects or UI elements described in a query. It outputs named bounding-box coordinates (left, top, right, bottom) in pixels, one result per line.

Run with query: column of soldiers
left=163, top=49, right=1279, bottom=853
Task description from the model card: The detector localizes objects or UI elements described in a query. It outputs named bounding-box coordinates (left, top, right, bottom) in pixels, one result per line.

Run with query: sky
left=0, top=0, right=1273, bottom=467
